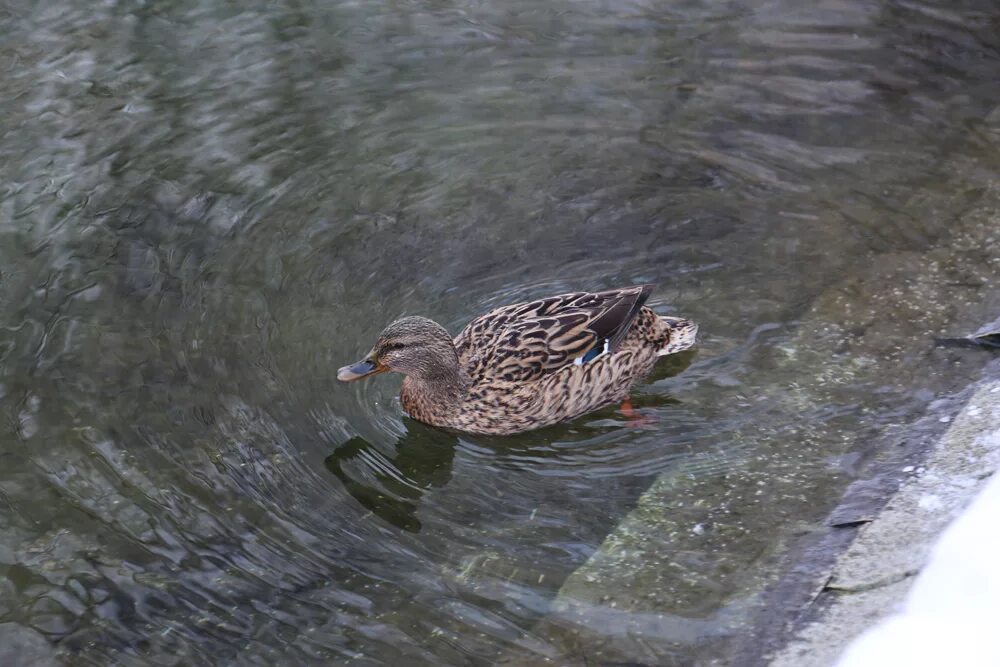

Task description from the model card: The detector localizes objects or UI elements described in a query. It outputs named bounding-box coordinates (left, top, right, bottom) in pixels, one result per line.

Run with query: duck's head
left=337, top=316, right=457, bottom=382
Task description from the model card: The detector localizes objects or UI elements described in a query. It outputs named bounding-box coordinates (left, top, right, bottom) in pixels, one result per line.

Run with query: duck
left=337, top=285, right=697, bottom=435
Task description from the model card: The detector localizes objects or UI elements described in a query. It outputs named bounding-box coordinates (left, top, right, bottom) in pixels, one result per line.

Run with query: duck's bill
left=337, top=358, right=387, bottom=382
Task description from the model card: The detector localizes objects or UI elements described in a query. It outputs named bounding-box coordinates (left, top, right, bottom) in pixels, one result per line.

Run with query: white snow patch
left=837, top=466, right=1000, bottom=667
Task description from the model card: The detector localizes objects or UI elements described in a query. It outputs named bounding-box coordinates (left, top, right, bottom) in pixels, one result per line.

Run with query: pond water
left=1, top=0, right=998, bottom=664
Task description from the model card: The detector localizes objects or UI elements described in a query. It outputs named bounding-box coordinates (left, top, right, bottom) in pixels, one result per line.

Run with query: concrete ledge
left=771, top=368, right=1000, bottom=667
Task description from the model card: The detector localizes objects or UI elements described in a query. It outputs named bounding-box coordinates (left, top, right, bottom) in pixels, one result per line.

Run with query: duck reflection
left=324, top=421, right=458, bottom=532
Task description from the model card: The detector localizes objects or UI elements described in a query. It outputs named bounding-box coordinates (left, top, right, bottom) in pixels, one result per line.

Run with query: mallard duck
left=337, top=285, right=697, bottom=435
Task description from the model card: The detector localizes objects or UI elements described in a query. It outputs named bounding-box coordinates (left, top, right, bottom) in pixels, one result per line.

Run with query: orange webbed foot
left=619, top=399, right=657, bottom=428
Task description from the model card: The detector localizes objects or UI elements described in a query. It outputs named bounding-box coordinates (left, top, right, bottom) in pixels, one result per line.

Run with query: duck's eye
left=383, top=342, right=406, bottom=352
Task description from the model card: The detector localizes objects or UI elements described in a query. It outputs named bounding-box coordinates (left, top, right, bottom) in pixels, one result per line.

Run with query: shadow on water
left=325, top=424, right=459, bottom=533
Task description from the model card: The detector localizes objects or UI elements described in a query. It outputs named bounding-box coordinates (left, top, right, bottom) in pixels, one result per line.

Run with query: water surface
left=1, top=0, right=999, bottom=664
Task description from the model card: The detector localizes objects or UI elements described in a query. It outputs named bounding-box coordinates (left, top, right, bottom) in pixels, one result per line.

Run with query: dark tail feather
left=588, top=284, right=653, bottom=353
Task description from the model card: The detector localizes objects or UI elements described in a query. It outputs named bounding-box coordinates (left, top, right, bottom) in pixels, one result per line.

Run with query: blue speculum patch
left=576, top=339, right=610, bottom=365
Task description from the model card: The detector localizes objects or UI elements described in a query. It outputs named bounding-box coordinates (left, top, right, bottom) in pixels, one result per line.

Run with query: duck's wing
left=455, top=285, right=653, bottom=384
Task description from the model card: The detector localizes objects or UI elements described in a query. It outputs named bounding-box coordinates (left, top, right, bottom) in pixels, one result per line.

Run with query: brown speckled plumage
left=338, top=285, right=697, bottom=435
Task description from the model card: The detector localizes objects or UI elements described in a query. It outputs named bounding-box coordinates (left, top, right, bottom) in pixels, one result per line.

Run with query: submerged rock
left=0, top=623, right=61, bottom=667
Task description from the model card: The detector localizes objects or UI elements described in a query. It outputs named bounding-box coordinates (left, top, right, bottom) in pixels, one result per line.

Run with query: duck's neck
left=400, top=345, right=470, bottom=414
left=411, top=356, right=469, bottom=403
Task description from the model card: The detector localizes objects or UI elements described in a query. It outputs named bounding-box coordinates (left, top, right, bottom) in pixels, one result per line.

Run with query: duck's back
left=453, top=286, right=653, bottom=386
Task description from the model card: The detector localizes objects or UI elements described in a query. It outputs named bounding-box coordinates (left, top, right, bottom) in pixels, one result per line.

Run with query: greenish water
left=0, top=0, right=998, bottom=664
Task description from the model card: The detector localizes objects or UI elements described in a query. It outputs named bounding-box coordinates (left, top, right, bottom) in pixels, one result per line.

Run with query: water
left=1, top=0, right=998, bottom=664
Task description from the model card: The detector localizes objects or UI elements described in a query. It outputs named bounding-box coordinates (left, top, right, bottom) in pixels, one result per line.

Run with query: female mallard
left=337, top=285, right=697, bottom=435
